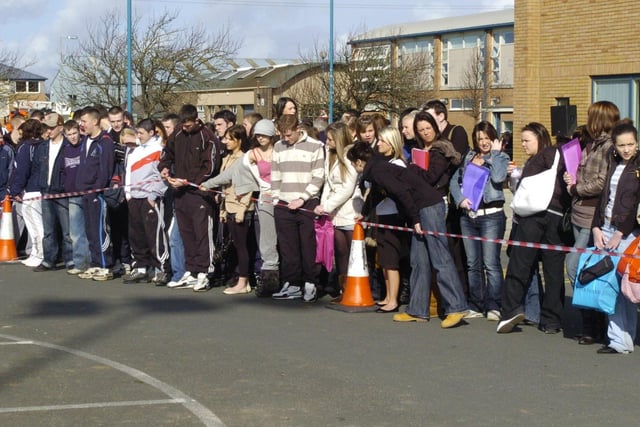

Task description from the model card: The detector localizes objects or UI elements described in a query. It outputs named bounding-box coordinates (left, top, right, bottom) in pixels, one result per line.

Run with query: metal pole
left=127, top=0, right=133, bottom=113
left=328, top=0, right=334, bottom=124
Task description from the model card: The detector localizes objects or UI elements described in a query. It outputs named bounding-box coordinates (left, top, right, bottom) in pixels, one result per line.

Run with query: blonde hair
left=120, top=127, right=137, bottom=144
left=377, top=126, right=405, bottom=162
left=326, top=122, right=354, bottom=181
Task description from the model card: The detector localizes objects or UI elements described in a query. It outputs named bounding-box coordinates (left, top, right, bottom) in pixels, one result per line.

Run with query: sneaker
left=22, top=256, right=42, bottom=267
left=67, top=268, right=84, bottom=275
left=152, top=271, right=168, bottom=286
left=33, top=263, right=56, bottom=272
left=496, top=313, right=525, bottom=334
left=167, top=272, right=195, bottom=289
left=303, top=282, right=317, bottom=303
left=272, top=282, right=302, bottom=300
left=441, top=311, right=468, bottom=329
left=193, top=272, right=210, bottom=292
left=122, top=269, right=150, bottom=284
left=78, top=267, right=101, bottom=279
left=122, top=263, right=132, bottom=275
left=486, top=310, right=501, bottom=321
left=464, top=310, right=484, bottom=319
left=393, top=312, right=429, bottom=322
left=92, top=268, right=114, bottom=281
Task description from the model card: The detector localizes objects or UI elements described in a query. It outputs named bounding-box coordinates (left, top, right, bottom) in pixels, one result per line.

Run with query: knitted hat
left=253, top=119, right=275, bottom=137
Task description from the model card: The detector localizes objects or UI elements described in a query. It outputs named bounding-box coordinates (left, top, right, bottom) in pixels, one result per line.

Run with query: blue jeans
left=42, top=198, right=73, bottom=268
left=460, top=210, right=506, bottom=312
left=169, top=215, right=185, bottom=281
left=565, top=224, right=592, bottom=286
left=68, top=196, right=90, bottom=270
left=524, top=267, right=542, bottom=324
left=407, top=202, right=468, bottom=317
left=601, top=222, right=638, bottom=353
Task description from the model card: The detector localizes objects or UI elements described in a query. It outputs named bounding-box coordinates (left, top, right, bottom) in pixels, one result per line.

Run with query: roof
left=184, top=61, right=330, bottom=92
left=351, top=9, right=514, bottom=44
left=0, top=63, right=47, bottom=81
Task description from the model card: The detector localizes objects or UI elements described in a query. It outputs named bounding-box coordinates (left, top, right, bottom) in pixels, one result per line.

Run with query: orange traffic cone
left=0, top=195, right=18, bottom=262
left=327, top=222, right=376, bottom=312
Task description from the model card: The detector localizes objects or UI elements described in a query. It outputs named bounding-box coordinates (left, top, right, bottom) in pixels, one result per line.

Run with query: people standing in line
left=106, top=106, right=132, bottom=277
left=270, top=114, right=325, bottom=302
left=121, top=119, right=169, bottom=285
left=497, top=122, right=571, bottom=334
left=356, top=126, right=407, bottom=313
left=61, top=119, right=91, bottom=275
left=33, top=113, right=74, bottom=272
left=212, top=109, right=236, bottom=141
left=274, top=97, right=297, bottom=121
left=246, top=119, right=280, bottom=296
left=313, top=122, right=363, bottom=301
left=159, top=104, right=224, bottom=292
left=200, top=124, right=255, bottom=295
left=563, top=101, right=620, bottom=345
left=9, top=119, right=45, bottom=267
left=591, top=121, right=640, bottom=354
left=159, top=113, right=187, bottom=288
left=450, top=121, right=509, bottom=321
left=347, top=141, right=469, bottom=328
left=75, top=108, right=116, bottom=281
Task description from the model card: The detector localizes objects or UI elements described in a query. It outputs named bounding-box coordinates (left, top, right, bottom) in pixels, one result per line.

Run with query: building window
left=492, top=28, right=514, bottom=86
left=592, top=76, right=640, bottom=125
left=15, top=81, right=40, bottom=93
left=398, top=38, right=434, bottom=88
left=442, top=31, right=485, bottom=88
left=449, top=98, right=475, bottom=111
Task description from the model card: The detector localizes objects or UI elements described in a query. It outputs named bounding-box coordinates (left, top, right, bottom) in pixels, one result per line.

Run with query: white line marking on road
left=0, top=399, right=186, bottom=414
left=0, top=333, right=225, bottom=426
left=0, top=341, right=33, bottom=345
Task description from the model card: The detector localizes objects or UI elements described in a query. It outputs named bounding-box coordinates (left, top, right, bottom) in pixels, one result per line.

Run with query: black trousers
left=175, top=191, right=215, bottom=275
left=128, top=198, right=169, bottom=272
left=274, top=199, right=320, bottom=285
left=501, top=211, right=566, bottom=329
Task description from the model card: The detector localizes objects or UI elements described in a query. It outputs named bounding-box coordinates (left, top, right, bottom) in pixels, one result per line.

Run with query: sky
left=0, top=0, right=513, bottom=86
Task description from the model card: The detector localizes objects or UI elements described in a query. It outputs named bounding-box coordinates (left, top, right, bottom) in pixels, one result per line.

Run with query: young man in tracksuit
left=158, top=104, right=224, bottom=291
left=33, top=112, right=74, bottom=272
left=122, top=119, right=169, bottom=285
left=76, top=107, right=116, bottom=281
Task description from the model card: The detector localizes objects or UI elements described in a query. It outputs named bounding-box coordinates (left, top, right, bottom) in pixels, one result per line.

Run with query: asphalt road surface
left=1, top=260, right=639, bottom=427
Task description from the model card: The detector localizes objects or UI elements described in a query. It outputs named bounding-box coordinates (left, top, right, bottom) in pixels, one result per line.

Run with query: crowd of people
left=0, top=98, right=638, bottom=354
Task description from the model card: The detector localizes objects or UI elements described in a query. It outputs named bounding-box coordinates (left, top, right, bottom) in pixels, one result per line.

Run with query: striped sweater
left=271, top=130, right=325, bottom=203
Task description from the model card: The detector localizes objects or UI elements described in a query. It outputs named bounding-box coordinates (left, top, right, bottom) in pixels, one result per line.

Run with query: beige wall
left=513, top=0, right=640, bottom=164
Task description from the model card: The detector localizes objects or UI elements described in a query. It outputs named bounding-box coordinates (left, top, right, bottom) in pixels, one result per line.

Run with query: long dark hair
left=472, top=121, right=499, bottom=152
left=413, top=111, right=442, bottom=148
left=522, top=122, right=552, bottom=151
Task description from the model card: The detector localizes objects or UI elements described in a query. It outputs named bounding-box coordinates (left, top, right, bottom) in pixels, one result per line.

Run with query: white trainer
left=193, top=272, right=210, bottom=292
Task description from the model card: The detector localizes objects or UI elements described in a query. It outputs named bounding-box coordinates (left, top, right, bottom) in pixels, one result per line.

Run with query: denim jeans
left=169, top=215, right=185, bottom=281
left=407, top=201, right=468, bottom=317
left=460, top=210, right=506, bottom=312
left=42, top=198, right=73, bottom=268
left=601, top=222, right=638, bottom=353
left=524, top=267, right=542, bottom=324
left=565, top=224, right=592, bottom=286
left=68, top=196, right=90, bottom=270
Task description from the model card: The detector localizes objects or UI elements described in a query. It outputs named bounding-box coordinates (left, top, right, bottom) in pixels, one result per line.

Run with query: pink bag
left=621, top=267, right=640, bottom=304
left=314, top=216, right=335, bottom=272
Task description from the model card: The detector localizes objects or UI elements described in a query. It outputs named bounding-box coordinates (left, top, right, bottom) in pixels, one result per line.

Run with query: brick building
left=514, top=0, right=640, bottom=164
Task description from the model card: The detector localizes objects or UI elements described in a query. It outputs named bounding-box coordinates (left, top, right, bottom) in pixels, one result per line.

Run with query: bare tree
left=0, top=48, right=35, bottom=117
left=461, top=47, right=488, bottom=122
left=293, top=32, right=435, bottom=120
left=59, top=9, right=240, bottom=115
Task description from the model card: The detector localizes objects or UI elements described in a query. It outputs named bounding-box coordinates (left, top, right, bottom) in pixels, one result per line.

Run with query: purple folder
left=561, top=138, right=581, bottom=183
left=462, top=163, right=491, bottom=212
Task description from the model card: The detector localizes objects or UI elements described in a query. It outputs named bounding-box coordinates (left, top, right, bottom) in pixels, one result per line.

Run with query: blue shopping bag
left=572, top=249, right=620, bottom=315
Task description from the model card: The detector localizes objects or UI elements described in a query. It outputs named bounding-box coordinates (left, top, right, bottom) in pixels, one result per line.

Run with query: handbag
left=616, top=234, right=640, bottom=282
left=572, top=249, right=620, bottom=314
left=314, top=216, right=335, bottom=272
left=510, top=150, right=559, bottom=217
left=621, top=269, right=640, bottom=304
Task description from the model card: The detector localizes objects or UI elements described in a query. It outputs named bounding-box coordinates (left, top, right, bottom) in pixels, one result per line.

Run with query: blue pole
left=127, top=0, right=133, bottom=113
left=328, top=0, right=334, bottom=124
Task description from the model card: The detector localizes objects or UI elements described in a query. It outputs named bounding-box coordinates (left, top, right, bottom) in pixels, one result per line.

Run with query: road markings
left=0, top=333, right=225, bottom=427
left=0, top=399, right=186, bottom=414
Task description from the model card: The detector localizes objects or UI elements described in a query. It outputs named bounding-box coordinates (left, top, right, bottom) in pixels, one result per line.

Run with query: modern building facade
left=350, top=9, right=515, bottom=135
